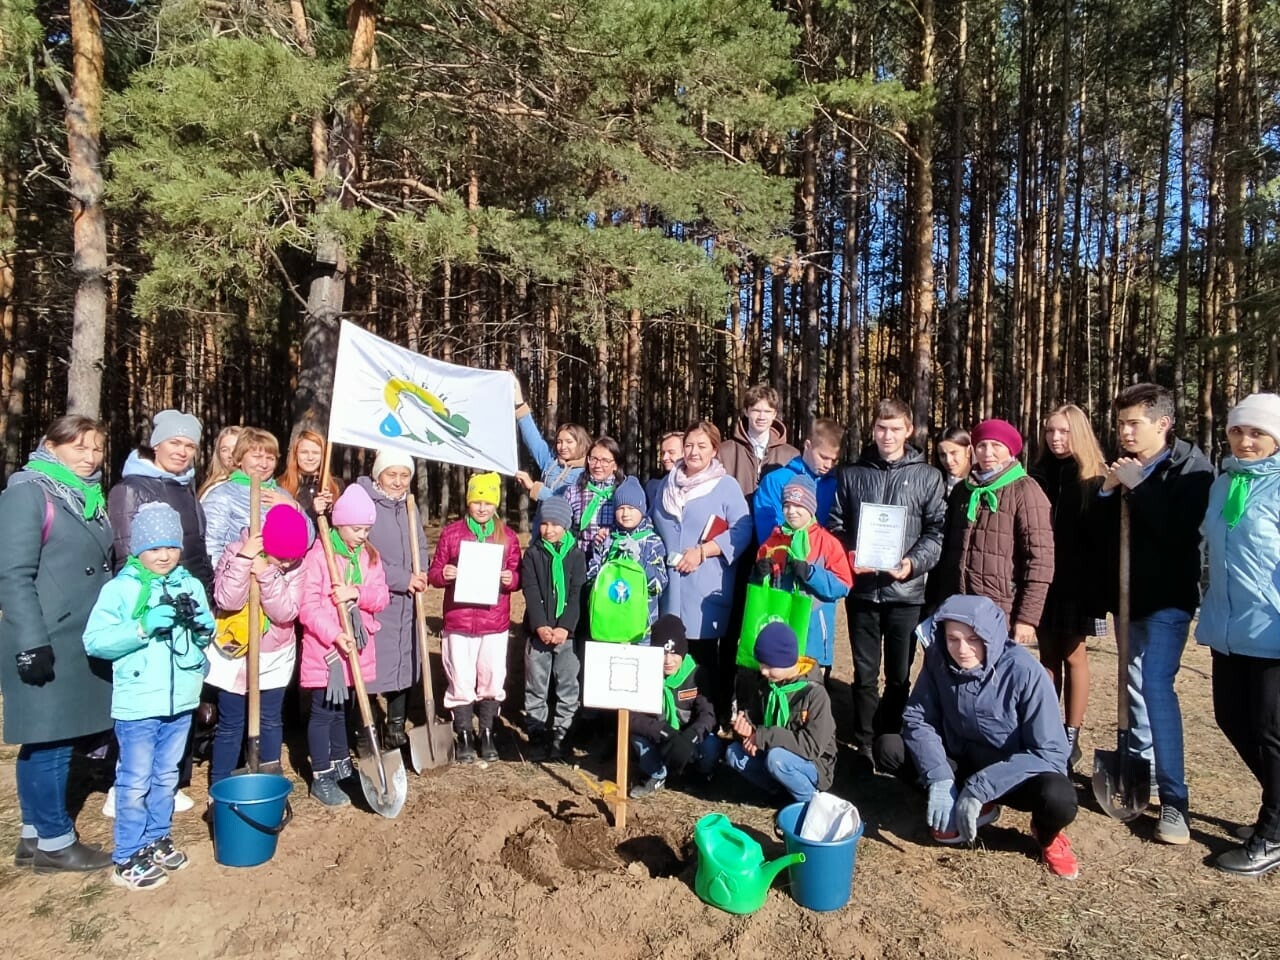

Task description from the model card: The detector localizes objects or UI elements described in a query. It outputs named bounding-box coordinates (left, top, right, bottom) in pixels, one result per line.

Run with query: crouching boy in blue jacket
left=83, top=503, right=214, bottom=891
left=877, top=594, right=1080, bottom=879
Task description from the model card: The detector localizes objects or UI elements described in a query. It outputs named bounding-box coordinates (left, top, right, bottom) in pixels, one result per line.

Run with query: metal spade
left=1092, top=495, right=1152, bottom=821
left=317, top=516, right=407, bottom=818
left=404, top=496, right=454, bottom=772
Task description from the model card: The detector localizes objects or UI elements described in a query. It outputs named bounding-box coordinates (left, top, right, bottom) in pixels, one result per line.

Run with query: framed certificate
left=855, top=502, right=907, bottom=571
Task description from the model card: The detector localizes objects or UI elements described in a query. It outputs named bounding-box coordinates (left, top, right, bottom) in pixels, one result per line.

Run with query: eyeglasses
left=587, top=456, right=615, bottom=467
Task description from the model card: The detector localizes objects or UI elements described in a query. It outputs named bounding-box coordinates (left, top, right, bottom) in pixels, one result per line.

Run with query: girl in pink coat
left=427, top=472, right=522, bottom=764
left=298, top=485, right=389, bottom=806
left=208, top=505, right=311, bottom=785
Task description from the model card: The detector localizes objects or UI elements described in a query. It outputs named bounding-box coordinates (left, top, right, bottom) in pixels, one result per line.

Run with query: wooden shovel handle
left=247, top=478, right=262, bottom=740
left=317, top=515, right=375, bottom=727
left=405, top=496, right=441, bottom=725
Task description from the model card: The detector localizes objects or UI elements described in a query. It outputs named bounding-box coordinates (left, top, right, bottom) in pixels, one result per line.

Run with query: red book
left=699, top=514, right=730, bottom=544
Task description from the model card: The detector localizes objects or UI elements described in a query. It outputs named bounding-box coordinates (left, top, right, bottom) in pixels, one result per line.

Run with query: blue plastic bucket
left=776, top=800, right=862, bottom=912
left=208, top=773, right=293, bottom=868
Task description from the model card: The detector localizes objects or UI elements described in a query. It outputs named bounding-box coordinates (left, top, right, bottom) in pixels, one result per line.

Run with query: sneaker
left=111, top=851, right=168, bottom=891
left=102, top=786, right=115, bottom=818
left=310, top=767, right=351, bottom=807
left=173, top=789, right=195, bottom=813
left=1035, top=828, right=1080, bottom=880
left=629, top=776, right=665, bottom=799
left=546, top=735, right=566, bottom=762
left=932, top=803, right=1001, bottom=845
left=1154, top=805, right=1191, bottom=845
left=145, top=837, right=189, bottom=872
left=1215, top=834, right=1280, bottom=877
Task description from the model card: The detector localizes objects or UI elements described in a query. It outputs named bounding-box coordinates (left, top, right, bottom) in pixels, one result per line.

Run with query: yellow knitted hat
left=466, top=472, right=502, bottom=506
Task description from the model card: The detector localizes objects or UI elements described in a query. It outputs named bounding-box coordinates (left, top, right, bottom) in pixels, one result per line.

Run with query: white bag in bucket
left=798, top=791, right=860, bottom=842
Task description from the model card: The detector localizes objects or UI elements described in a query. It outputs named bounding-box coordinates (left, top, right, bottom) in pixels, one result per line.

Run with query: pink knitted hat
left=331, top=484, right=376, bottom=526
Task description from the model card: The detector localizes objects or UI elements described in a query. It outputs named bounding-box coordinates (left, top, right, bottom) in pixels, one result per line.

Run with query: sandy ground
left=2, top=586, right=1280, bottom=960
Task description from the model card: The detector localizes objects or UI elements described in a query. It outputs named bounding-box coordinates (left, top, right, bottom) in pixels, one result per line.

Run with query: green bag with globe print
left=589, top=556, right=650, bottom=643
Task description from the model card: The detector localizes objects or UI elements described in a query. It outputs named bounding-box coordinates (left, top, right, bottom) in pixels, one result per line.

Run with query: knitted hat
left=261, top=504, right=309, bottom=561
left=371, top=448, right=414, bottom=481
left=1227, top=393, right=1280, bottom=444
left=652, top=614, right=688, bottom=658
left=536, top=497, right=573, bottom=529
left=467, top=472, right=502, bottom=506
left=753, top=622, right=799, bottom=669
left=970, top=418, right=1023, bottom=458
left=331, top=484, right=376, bottom=526
left=782, top=473, right=818, bottom=514
left=614, top=475, right=647, bottom=512
left=150, top=410, right=202, bottom=447
left=131, top=502, right=183, bottom=555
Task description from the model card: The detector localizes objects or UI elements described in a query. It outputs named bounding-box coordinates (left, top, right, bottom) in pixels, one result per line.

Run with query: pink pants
left=441, top=631, right=509, bottom=707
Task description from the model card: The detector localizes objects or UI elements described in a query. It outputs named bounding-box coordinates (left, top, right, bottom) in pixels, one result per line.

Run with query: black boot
left=476, top=699, right=500, bottom=762
left=453, top=704, right=477, bottom=763
left=384, top=717, right=408, bottom=750
left=32, top=840, right=112, bottom=874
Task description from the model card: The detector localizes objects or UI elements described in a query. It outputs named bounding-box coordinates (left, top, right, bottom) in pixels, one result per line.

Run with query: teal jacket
left=82, top=562, right=212, bottom=720
left=1197, top=452, right=1280, bottom=660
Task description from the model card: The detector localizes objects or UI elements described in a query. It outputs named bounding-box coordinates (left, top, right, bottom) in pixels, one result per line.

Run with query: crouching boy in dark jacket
left=725, top=622, right=837, bottom=803
left=628, top=615, right=720, bottom=798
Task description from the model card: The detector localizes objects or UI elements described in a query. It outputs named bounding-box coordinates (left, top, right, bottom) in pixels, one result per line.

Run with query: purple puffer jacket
left=427, top=518, right=522, bottom=636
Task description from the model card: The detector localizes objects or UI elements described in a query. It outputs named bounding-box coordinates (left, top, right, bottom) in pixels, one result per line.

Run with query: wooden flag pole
left=614, top=708, right=629, bottom=832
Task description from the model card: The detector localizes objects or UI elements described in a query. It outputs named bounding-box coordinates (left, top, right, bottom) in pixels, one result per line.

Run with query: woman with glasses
left=564, top=437, right=626, bottom=553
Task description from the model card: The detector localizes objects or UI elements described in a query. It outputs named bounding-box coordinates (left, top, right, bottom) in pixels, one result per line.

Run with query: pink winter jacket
left=208, top=539, right=305, bottom=694
left=298, top=538, right=390, bottom=689
left=427, top=519, right=522, bottom=636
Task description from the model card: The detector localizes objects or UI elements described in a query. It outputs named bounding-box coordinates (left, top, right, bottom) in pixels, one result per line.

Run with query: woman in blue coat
left=649, top=421, right=752, bottom=720
left=1197, top=393, right=1280, bottom=877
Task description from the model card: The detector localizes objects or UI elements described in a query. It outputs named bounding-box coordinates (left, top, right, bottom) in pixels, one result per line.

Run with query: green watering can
left=693, top=813, right=805, bottom=915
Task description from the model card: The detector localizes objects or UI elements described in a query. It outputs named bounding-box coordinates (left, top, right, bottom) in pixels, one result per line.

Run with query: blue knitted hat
left=754, top=622, right=799, bottom=668
left=614, top=475, right=647, bottom=512
left=782, top=473, right=818, bottom=515
left=131, top=502, right=183, bottom=555
left=536, top=497, right=573, bottom=530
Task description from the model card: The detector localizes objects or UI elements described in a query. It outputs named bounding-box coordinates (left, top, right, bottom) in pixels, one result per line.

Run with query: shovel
left=317, top=515, right=408, bottom=819
left=231, top=477, right=264, bottom=776
left=1092, top=495, right=1152, bottom=821
left=405, top=496, right=454, bottom=772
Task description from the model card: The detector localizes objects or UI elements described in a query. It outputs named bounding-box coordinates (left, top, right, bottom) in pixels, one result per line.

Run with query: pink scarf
left=661, top=458, right=727, bottom=520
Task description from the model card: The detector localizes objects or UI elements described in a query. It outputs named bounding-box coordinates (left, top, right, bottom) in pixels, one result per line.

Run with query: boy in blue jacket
left=877, top=594, right=1080, bottom=880
left=84, top=502, right=214, bottom=891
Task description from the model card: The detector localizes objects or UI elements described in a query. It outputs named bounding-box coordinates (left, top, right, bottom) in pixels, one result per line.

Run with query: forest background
left=1, top=0, right=1277, bottom=522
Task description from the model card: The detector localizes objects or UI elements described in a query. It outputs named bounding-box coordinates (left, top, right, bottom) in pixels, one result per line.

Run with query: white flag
left=328, top=321, right=518, bottom=475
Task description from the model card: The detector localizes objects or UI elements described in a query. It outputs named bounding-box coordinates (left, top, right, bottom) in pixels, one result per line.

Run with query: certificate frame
left=855, top=502, right=908, bottom=572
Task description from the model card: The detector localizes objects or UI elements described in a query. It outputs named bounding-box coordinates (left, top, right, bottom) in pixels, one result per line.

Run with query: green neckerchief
left=661, top=655, right=698, bottom=728
left=228, top=470, right=278, bottom=490
left=328, top=527, right=364, bottom=585
left=964, top=462, right=1028, bottom=522
left=764, top=678, right=809, bottom=728
left=780, top=518, right=814, bottom=562
left=124, top=556, right=162, bottom=620
left=466, top=516, right=495, bottom=542
left=1223, top=472, right=1254, bottom=529
left=541, top=535, right=574, bottom=617
left=578, top=480, right=615, bottom=532
left=24, top=459, right=104, bottom=520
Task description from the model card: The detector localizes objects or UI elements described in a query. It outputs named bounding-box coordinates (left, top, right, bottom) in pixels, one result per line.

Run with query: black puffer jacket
left=1030, top=455, right=1107, bottom=622
left=827, top=446, right=947, bottom=605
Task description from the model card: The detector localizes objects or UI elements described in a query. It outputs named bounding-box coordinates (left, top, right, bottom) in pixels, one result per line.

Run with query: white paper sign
left=581, top=641, right=665, bottom=714
left=452, top=540, right=505, bottom=605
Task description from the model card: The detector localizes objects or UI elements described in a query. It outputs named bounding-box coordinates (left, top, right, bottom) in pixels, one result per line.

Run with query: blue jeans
left=211, top=687, right=287, bottom=785
left=15, top=741, right=75, bottom=850
left=114, top=713, right=193, bottom=863
left=1127, top=608, right=1191, bottom=808
left=724, top=743, right=819, bottom=803
left=632, top=732, right=723, bottom=782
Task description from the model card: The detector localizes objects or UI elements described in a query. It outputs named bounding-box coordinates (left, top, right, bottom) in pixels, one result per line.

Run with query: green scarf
left=1223, top=472, right=1253, bottom=529
left=541, top=536, right=574, bottom=617
left=228, top=470, right=277, bottom=490
left=24, top=459, right=104, bottom=520
left=964, top=462, right=1028, bottom=522
left=661, top=655, right=698, bottom=728
left=328, top=527, right=364, bottom=585
left=124, top=556, right=161, bottom=620
left=466, top=516, right=495, bottom=542
left=578, top=480, right=615, bottom=533
left=780, top=519, right=814, bottom=562
left=764, top=678, right=809, bottom=728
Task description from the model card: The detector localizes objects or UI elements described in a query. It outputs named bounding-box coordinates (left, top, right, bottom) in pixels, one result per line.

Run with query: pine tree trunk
left=907, top=0, right=935, bottom=443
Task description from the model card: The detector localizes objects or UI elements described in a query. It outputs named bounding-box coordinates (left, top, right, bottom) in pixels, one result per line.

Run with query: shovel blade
left=1092, top=738, right=1151, bottom=822
left=408, top=721, right=454, bottom=773
left=356, top=749, right=408, bottom=819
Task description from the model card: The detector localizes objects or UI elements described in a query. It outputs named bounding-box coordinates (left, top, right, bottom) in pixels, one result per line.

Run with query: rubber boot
left=384, top=717, right=408, bottom=750
left=476, top=699, right=500, bottom=762
left=453, top=704, right=477, bottom=763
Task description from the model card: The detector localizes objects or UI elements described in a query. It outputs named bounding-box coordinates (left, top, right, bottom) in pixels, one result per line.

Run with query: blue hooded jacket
left=753, top=455, right=837, bottom=545
left=1196, top=451, right=1280, bottom=659
left=902, top=594, right=1069, bottom=803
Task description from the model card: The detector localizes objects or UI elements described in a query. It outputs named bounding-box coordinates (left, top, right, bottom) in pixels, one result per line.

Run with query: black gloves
left=788, top=558, right=812, bottom=581
left=753, top=558, right=775, bottom=581
left=16, top=645, right=55, bottom=686
left=660, top=728, right=699, bottom=772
